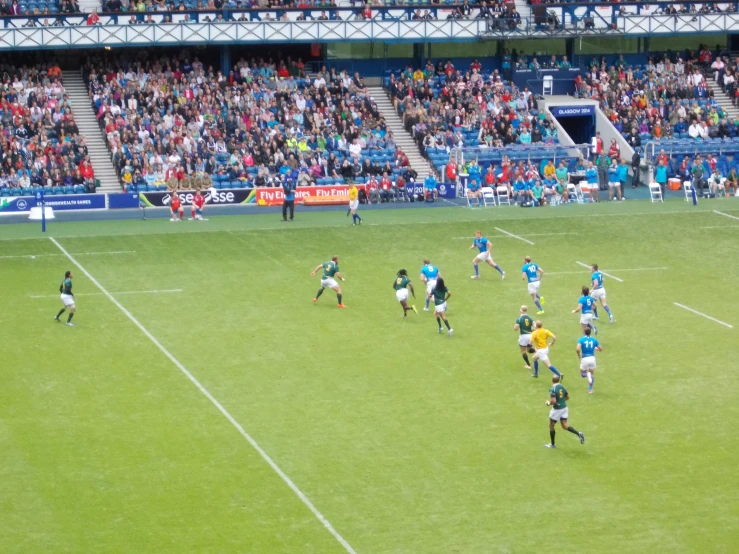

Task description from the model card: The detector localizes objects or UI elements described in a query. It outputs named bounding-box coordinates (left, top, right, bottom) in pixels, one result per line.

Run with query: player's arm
left=537, top=267, right=544, bottom=280
left=546, top=392, right=557, bottom=406
left=513, top=323, right=520, bottom=332
left=595, top=345, right=603, bottom=352
left=335, top=271, right=345, bottom=282
left=521, top=271, right=527, bottom=281
left=576, top=343, right=582, bottom=359
left=572, top=303, right=582, bottom=314
left=549, top=333, right=556, bottom=347
left=310, top=264, right=323, bottom=276
left=445, top=291, right=451, bottom=301
left=469, top=242, right=476, bottom=250
left=408, top=283, right=416, bottom=298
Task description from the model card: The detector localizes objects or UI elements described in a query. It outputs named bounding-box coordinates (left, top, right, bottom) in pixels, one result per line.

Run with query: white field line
left=673, top=302, right=734, bottom=329
left=0, top=250, right=135, bottom=259
left=546, top=267, right=668, bottom=276
left=494, top=227, right=535, bottom=245
left=713, top=210, right=739, bottom=221
left=2, top=207, right=738, bottom=242
left=700, top=225, right=739, bottom=229
left=47, top=237, right=356, bottom=554
left=452, top=233, right=574, bottom=240
left=575, top=261, right=624, bottom=282
left=30, top=289, right=182, bottom=299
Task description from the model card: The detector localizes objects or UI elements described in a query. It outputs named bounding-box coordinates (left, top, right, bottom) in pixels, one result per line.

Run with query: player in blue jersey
left=571, top=286, right=598, bottom=335
left=521, top=256, right=545, bottom=314
left=470, top=230, right=505, bottom=280
left=589, top=263, right=614, bottom=323
left=420, top=258, right=440, bottom=312
left=576, top=327, right=602, bottom=394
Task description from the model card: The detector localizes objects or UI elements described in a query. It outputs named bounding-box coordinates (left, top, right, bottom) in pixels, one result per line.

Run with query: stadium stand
left=86, top=55, right=419, bottom=192
left=0, top=62, right=96, bottom=197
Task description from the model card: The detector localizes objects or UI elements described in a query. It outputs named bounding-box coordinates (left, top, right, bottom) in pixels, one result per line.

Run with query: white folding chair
left=481, top=186, right=496, bottom=207
left=579, top=183, right=595, bottom=202
left=496, top=185, right=511, bottom=206
left=683, top=181, right=694, bottom=202
left=649, top=182, right=663, bottom=203
left=543, top=75, right=554, bottom=95
left=566, top=183, right=580, bottom=203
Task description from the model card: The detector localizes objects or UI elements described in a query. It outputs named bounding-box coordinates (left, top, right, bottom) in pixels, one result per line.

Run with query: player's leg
left=588, top=369, right=595, bottom=393
left=55, top=306, right=66, bottom=321
left=600, top=296, right=614, bottom=322
left=543, top=358, right=561, bottom=377
left=179, top=207, right=184, bottom=220
left=617, top=183, right=623, bottom=200
left=472, top=254, right=481, bottom=279
left=170, top=207, right=177, bottom=221
left=520, top=345, right=531, bottom=369
left=313, top=286, right=325, bottom=302
left=531, top=350, right=539, bottom=377
left=487, top=256, right=505, bottom=277
left=66, top=303, right=76, bottom=326
left=282, top=200, right=288, bottom=221
left=288, top=200, right=294, bottom=221
left=547, top=419, right=556, bottom=447
left=560, top=418, right=585, bottom=443
left=332, top=284, right=344, bottom=307
left=440, top=311, right=452, bottom=334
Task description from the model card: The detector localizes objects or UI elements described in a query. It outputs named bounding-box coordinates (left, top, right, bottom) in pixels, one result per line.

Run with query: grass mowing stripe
left=673, top=302, right=734, bottom=329
left=575, top=261, right=624, bottom=282
left=30, top=289, right=183, bottom=299
left=494, top=227, right=535, bottom=245
left=47, top=236, right=359, bottom=554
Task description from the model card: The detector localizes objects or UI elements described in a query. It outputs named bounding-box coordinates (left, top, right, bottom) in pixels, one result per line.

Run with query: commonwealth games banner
left=138, top=188, right=254, bottom=207
left=0, top=193, right=106, bottom=213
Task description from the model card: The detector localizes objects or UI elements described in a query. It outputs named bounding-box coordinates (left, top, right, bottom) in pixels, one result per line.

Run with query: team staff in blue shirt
left=282, top=177, right=296, bottom=222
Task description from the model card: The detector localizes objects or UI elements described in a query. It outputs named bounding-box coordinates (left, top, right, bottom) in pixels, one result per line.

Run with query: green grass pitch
left=1, top=201, right=738, bottom=553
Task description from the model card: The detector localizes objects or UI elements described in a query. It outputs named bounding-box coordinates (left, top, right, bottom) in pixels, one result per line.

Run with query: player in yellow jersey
left=530, top=320, right=563, bottom=380
left=347, top=184, right=362, bottom=225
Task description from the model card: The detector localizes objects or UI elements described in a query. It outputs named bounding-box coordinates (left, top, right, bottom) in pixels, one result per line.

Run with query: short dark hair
left=65, top=270, right=71, bottom=278
left=582, top=286, right=590, bottom=296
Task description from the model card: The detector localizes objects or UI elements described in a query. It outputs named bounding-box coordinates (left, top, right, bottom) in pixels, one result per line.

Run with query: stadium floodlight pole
left=35, top=187, right=46, bottom=233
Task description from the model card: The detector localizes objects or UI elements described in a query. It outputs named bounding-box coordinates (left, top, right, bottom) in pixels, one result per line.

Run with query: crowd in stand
left=388, top=59, right=558, bottom=152
left=0, top=62, right=96, bottom=192
left=573, top=49, right=739, bottom=147
left=86, top=53, right=418, bottom=191
left=0, top=0, right=79, bottom=17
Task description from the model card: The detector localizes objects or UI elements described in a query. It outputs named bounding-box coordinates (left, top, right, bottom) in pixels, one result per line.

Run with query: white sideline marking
left=700, top=225, right=739, bottom=229
left=47, top=237, right=357, bottom=554
left=673, top=302, right=733, bottom=329
left=547, top=267, right=668, bottom=276
left=575, top=261, right=624, bottom=282
left=452, top=233, right=574, bottom=240
left=713, top=210, right=739, bottom=221
left=494, top=227, right=535, bottom=245
left=0, top=250, right=135, bottom=259
left=30, top=289, right=182, bottom=299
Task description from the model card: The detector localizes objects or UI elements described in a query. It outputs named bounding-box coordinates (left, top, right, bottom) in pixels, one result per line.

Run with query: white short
left=580, top=313, right=593, bottom=325
left=535, top=347, right=550, bottom=362
left=396, top=288, right=409, bottom=302
left=321, top=277, right=338, bottom=289
left=591, top=287, right=606, bottom=301
left=434, top=301, right=447, bottom=313
left=549, top=407, right=569, bottom=421
left=474, top=251, right=491, bottom=263
left=528, top=280, right=541, bottom=295
left=60, top=293, right=75, bottom=307
left=426, top=278, right=437, bottom=295
left=518, top=333, right=532, bottom=347
left=580, top=356, right=596, bottom=371
left=349, top=200, right=359, bottom=210
left=608, top=181, right=621, bottom=188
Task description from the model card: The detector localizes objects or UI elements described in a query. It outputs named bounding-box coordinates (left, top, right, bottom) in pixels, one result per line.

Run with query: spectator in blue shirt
left=424, top=174, right=438, bottom=201
left=282, top=178, right=296, bottom=222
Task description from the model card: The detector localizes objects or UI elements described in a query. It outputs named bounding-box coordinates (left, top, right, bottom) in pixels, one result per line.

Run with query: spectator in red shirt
left=87, top=9, right=100, bottom=25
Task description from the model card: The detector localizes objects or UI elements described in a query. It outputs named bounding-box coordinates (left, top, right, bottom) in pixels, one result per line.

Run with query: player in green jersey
left=55, top=270, right=76, bottom=326
left=513, top=305, right=536, bottom=369
left=431, top=277, right=453, bottom=336
left=311, top=256, right=346, bottom=308
left=545, top=375, right=585, bottom=448
left=393, top=269, right=418, bottom=318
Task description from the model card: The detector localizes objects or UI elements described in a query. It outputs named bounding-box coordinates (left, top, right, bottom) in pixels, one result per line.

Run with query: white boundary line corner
left=47, top=237, right=358, bottom=554
left=673, top=302, right=733, bottom=329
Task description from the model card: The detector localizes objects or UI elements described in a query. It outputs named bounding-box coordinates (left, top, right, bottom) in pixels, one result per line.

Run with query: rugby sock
left=356, top=214, right=362, bottom=222
left=534, top=360, right=539, bottom=374
left=548, top=365, right=561, bottom=377
left=549, top=430, right=556, bottom=445
left=493, top=264, right=504, bottom=275
left=55, top=308, right=65, bottom=319
left=352, top=214, right=357, bottom=223
left=535, top=299, right=543, bottom=311
left=604, top=305, right=612, bottom=316
left=443, top=319, right=451, bottom=330
left=522, top=353, right=530, bottom=365
left=315, top=288, right=324, bottom=299
left=425, top=297, right=430, bottom=309
left=474, top=264, right=479, bottom=276
left=67, top=312, right=74, bottom=323
left=593, top=307, right=599, bottom=318
left=346, top=208, right=351, bottom=216
left=566, top=426, right=580, bottom=436
left=337, top=294, right=343, bottom=305
left=589, top=376, right=594, bottom=390
left=436, top=317, right=442, bottom=330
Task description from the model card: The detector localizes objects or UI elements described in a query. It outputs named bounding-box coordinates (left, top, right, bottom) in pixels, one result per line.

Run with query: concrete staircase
left=368, top=86, right=434, bottom=180
left=707, top=75, right=739, bottom=121
left=64, top=71, right=122, bottom=193
left=513, top=0, right=531, bottom=22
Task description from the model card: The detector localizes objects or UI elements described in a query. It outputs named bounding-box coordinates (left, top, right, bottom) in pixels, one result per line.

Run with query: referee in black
left=282, top=177, right=296, bottom=222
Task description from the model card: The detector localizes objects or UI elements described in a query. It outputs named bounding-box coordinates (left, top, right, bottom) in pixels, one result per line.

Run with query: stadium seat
left=481, top=186, right=496, bottom=207
left=649, top=182, right=663, bottom=203
left=495, top=186, right=510, bottom=206
left=683, top=181, right=694, bottom=202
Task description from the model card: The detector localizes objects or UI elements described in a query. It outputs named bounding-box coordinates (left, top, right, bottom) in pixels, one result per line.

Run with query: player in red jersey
left=169, top=193, right=184, bottom=221
left=190, top=190, right=206, bottom=221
